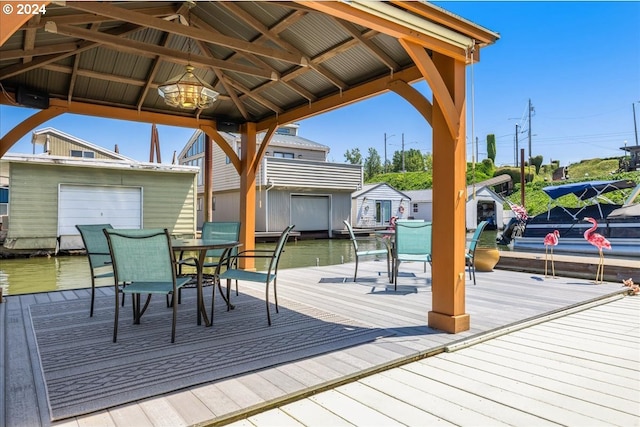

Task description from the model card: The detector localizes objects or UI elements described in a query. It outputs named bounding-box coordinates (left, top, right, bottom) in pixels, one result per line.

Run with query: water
left=1, top=231, right=501, bottom=295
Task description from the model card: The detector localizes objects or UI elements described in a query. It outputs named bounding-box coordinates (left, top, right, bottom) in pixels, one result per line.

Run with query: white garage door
left=58, top=185, right=142, bottom=249
left=291, top=195, right=329, bottom=231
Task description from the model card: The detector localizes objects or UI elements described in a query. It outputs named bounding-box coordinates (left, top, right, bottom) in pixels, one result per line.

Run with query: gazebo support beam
left=428, top=52, right=469, bottom=333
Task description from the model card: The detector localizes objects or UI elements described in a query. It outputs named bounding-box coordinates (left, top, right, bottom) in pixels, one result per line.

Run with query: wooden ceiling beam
left=0, top=43, right=79, bottom=61
left=0, top=23, right=143, bottom=80
left=258, top=65, right=423, bottom=130
left=224, top=77, right=284, bottom=115
left=19, top=6, right=179, bottom=29
left=337, top=20, right=399, bottom=71
left=63, top=2, right=306, bottom=66
left=301, top=1, right=467, bottom=62
left=45, top=23, right=278, bottom=80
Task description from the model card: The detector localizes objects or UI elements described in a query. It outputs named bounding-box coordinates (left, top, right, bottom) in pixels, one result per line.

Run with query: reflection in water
left=1, top=231, right=500, bottom=295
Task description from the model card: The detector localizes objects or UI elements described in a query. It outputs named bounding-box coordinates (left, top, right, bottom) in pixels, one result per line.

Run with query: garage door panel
left=291, top=195, right=329, bottom=231
left=58, top=185, right=142, bottom=239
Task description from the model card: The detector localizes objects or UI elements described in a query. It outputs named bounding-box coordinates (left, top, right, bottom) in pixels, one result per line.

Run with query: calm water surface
left=1, top=231, right=500, bottom=295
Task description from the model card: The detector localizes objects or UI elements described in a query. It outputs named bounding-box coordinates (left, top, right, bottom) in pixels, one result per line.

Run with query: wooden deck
left=2, top=259, right=637, bottom=427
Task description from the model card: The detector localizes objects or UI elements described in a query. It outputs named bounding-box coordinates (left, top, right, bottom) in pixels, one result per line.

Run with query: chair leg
left=113, top=289, right=120, bottom=343
left=90, top=278, right=96, bottom=317
left=273, top=279, right=279, bottom=313
left=265, top=283, right=271, bottom=326
left=353, top=257, right=359, bottom=282
left=210, top=277, right=216, bottom=324
left=171, top=290, right=177, bottom=343
left=472, top=263, right=477, bottom=286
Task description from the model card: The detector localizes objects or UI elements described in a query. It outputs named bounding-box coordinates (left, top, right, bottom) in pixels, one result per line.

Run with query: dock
left=2, top=259, right=637, bottom=426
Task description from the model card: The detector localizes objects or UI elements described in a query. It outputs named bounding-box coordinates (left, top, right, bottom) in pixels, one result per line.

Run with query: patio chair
left=393, top=221, right=432, bottom=289
left=218, top=224, right=295, bottom=325
left=178, top=221, right=241, bottom=302
left=76, top=224, right=115, bottom=317
left=104, top=228, right=191, bottom=343
left=466, top=220, right=489, bottom=286
left=343, top=220, right=390, bottom=282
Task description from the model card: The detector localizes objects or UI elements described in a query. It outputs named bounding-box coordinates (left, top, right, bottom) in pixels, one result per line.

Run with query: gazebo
left=0, top=1, right=499, bottom=333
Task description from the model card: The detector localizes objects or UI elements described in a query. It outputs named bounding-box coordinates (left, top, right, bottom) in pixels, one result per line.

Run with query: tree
left=531, top=155, right=544, bottom=174
left=487, top=134, right=496, bottom=163
left=344, top=148, right=362, bottom=165
left=390, top=148, right=424, bottom=172
left=363, top=147, right=383, bottom=180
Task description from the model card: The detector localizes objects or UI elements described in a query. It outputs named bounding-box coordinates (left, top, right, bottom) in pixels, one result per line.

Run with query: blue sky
left=2, top=1, right=639, bottom=167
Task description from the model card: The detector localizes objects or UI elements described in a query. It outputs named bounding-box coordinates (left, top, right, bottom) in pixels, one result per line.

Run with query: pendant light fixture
left=158, top=2, right=218, bottom=110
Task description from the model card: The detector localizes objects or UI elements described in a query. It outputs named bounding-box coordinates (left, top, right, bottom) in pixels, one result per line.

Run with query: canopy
left=542, top=180, right=637, bottom=200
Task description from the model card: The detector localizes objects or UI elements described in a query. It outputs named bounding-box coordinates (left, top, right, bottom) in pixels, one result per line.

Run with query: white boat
left=504, top=179, right=640, bottom=258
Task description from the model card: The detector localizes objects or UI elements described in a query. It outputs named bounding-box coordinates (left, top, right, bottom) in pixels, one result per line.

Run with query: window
left=273, top=151, right=294, bottom=159
left=70, top=150, right=95, bottom=158
left=413, top=203, right=418, bottom=213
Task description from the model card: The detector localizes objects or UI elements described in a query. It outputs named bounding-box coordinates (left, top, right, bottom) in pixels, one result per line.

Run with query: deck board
left=2, top=260, right=637, bottom=427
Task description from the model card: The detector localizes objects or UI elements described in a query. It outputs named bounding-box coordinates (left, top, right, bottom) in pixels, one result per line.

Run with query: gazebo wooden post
left=238, top=122, right=257, bottom=270
left=428, top=52, right=469, bottom=333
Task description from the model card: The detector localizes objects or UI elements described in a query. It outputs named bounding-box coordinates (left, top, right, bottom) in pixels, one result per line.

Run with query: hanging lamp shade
left=158, top=65, right=219, bottom=110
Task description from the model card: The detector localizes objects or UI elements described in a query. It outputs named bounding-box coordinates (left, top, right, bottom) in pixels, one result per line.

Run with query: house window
left=273, top=151, right=294, bottom=158
left=70, top=150, right=95, bottom=158
left=413, top=203, right=418, bottom=213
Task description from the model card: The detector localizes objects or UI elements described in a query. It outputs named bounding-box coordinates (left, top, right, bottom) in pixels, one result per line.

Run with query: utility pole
left=515, top=124, right=519, bottom=167
left=401, top=133, right=405, bottom=173
left=528, top=98, right=534, bottom=167
left=384, top=133, right=394, bottom=173
left=475, top=136, right=479, bottom=163
left=633, top=102, right=639, bottom=146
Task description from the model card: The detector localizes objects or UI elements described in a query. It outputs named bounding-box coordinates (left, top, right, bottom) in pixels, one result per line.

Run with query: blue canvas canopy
left=542, top=180, right=637, bottom=200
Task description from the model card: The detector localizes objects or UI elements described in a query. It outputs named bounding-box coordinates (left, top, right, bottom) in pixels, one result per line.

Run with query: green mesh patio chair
left=104, top=228, right=191, bottom=343
left=178, top=221, right=241, bottom=301
left=343, top=220, right=390, bottom=282
left=393, top=221, right=432, bottom=289
left=218, top=225, right=295, bottom=325
left=76, top=224, right=115, bottom=317
left=466, top=220, right=489, bottom=286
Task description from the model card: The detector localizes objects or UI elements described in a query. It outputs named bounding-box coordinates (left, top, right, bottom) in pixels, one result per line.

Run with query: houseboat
left=509, top=179, right=640, bottom=258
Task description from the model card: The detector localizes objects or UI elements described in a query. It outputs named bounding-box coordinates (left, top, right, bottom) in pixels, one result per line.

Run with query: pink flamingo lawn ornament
left=584, top=217, right=612, bottom=283
left=544, top=230, right=560, bottom=278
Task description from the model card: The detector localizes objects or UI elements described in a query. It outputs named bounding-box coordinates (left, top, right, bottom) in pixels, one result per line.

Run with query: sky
left=1, top=1, right=639, bottom=167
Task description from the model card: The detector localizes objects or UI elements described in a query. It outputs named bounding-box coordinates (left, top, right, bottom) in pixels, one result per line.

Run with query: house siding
left=4, top=162, right=197, bottom=250
left=40, top=133, right=119, bottom=160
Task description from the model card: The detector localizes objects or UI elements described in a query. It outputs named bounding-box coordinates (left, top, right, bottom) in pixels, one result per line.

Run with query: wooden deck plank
left=470, top=341, right=640, bottom=391
left=3, top=260, right=634, bottom=427
left=334, top=381, right=457, bottom=426
left=440, top=350, right=637, bottom=415
left=403, top=359, right=615, bottom=426
left=278, top=399, right=354, bottom=426
left=245, top=408, right=305, bottom=426
left=373, top=369, right=557, bottom=426
left=308, top=390, right=402, bottom=426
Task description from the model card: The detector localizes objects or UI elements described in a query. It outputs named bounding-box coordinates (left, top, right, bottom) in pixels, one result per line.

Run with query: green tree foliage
left=366, top=171, right=432, bottom=191
left=466, top=158, right=495, bottom=184
left=344, top=148, right=362, bottom=165
left=486, top=134, right=496, bottom=163
left=363, top=147, right=383, bottom=180
left=390, top=148, right=425, bottom=172
left=531, top=155, right=544, bottom=174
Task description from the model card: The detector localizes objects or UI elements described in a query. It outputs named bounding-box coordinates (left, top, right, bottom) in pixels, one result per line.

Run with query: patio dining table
left=171, top=238, right=241, bottom=327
